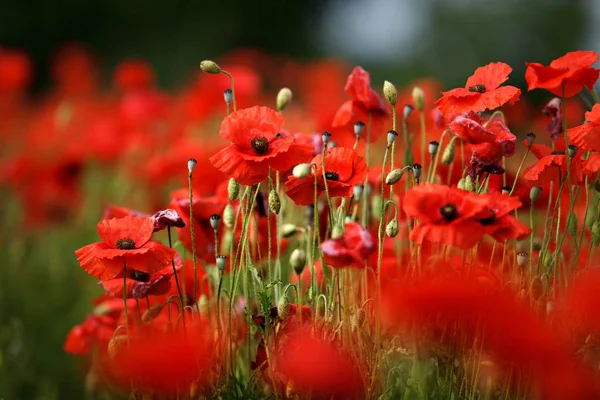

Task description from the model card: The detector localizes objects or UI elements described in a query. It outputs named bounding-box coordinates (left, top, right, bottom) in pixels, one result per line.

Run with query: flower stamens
left=468, top=84, right=486, bottom=93
left=116, top=238, right=136, bottom=250
left=250, top=136, right=270, bottom=155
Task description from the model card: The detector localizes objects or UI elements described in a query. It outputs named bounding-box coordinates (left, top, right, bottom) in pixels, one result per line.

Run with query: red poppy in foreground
left=435, top=62, right=521, bottom=118
left=569, top=103, right=600, bottom=152
left=320, top=222, right=375, bottom=268
left=75, top=216, right=176, bottom=280
left=100, top=259, right=181, bottom=299
left=403, top=184, right=488, bottom=249
left=474, top=192, right=531, bottom=241
left=210, top=106, right=313, bottom=185
left=525, top=50, right=600, bottom=97
left=285, top=147, right=368, bottom=206
left=522, top=143, right=585, bottom=186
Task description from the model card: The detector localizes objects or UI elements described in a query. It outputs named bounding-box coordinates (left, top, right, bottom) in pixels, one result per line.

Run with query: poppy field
left=4, top=45, right=600, bottom=399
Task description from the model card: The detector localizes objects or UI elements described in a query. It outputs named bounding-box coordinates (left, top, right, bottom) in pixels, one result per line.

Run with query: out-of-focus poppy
left=474, top=192, right=531, bottom=241
left=100, top=261, right=180, bottom=299
left=569, top=103, right=600, bottom=152
left=320, top=222, right=375, bottom=268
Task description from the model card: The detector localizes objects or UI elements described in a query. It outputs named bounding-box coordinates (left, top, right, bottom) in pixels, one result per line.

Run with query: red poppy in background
left=64, top=314, right=118, bottom=355
left=285, top=147, right=368, bottom=206
left=403, top=184, right=488, bottom=249
left=0, top=47, right=32, bottom=93
left=435, top=62, right=521, bottom=119
left=525, top=51, right=600, bottom=97
left=75, top=216, right=176, bottom=280
left=100, top=260, right=180, bottom=299
left=210, top=106, right=313, bottom=185
left=112, top=59, right=155, bottom=92
left=569, top=103, right=600, bottom=151
left=332, top=66, right=389, bottom=144
left=523, top=143, right=585, bottom=186
left=320, top=222, right=375, bottom=268
left=475, top=192, right=531, bottom=241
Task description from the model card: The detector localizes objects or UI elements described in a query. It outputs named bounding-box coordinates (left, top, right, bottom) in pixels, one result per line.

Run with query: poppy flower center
left=115, top=238, right=136, bottom=250
left=551, top=151, right=565, bottom=155
left=440, top=204, right=458, bottom=222
left=468, top=84, right=486, bottom=93
left=250, top=136, right=270, bottom=155
left=478, top=211, right=496, bottom=226
left=325, top=171, right=339, bottom=181
left=128, top=269, right=151, bottom=282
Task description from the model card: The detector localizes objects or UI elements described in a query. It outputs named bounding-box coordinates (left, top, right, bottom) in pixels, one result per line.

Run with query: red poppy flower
left=151, top=208, right=185, bottom=232
left=449, top=111, right=516, bottom=163
left=403, top=184, right=488, bottom=249
left=209, top=106, right=313, bottom=185
left=525, top=51, right=600, bottom=97
left=285, top=147, right=368, bottom=206
left=583, top=153, right=600, bottom=177
left=100, top=259, right=181, bottom=299
left=331, top=66, right=389, bottom=144
left=569, top=103, right=600, bottom=151
left=435, top=62, right=521, bottom=119
left=75, top=216, right=177, bottom=281
left=112, top=59, right=155, bottom=92
left=167, top=259, right=212, bottom=306
left=320, top=222, right=375, bottom=268
left=522, top=143, right=585, bottom=186
left=474, top=192, right=531, bottom=242
left=64, top=314, right=117, bottom=355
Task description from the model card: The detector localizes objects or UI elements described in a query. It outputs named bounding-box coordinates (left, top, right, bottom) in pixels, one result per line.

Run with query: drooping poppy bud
left=199, top=60, right=221, bottom=74
left=142, top=304, right=165, bottom=322
left=386, top=219, right=399, bottom=238
left=385, top=169, right=404, bottom=185
left=442, top=143, right=456, bottom=165
left=290, top=249, right=307, bottom=275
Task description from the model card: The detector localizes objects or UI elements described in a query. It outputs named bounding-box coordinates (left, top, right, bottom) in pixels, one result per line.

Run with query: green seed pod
left=567, top=212, right=578, bottom=238
left=223, top=204, right=234, bottom=228
left=278, top=295, right=290, bottom=320
left=269, top=190, right=281, bottom=215
left=290, top=249, right=307, bottom=275
left=227, top=178, right=240, bottom=201
left=442, top=142, right=456, bottom=165
left=386, top=219, right=399, bottom=238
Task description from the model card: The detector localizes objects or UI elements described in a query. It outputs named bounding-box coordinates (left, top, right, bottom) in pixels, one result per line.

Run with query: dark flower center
left=325, top=171, right=339, bottom=181
left=116, top=238, right=136, bottom=250
left=128, top=269, right=150, bottom=282
left=551, top=151, right=565, bottom=155
left=440, top=203, right=458, bottom=222
left=478, top=211, right=496, bottom=226
left=468, top=84, right=486, bottom=93
left=250, top=136, right=270, bottom=155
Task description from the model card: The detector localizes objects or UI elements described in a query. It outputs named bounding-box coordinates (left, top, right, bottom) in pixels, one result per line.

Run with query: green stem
left=188, top=172, right=198, bottom=306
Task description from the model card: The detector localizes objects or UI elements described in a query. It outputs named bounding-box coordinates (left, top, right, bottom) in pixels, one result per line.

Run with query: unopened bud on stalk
left=293, top=163, right=312, bottom=178
left=353, top=184, right=364, bottom=199
left=429, top=141, right=439, bottom=156
left=412, top=163, right=422, bottom=180
left=223, top=204, right=234, bottom=228
left=209, top=214, right=221, bottom=230
left=530, top=186, right=542, bottom=203
left=276, top=87, right=293, bottom=111
left=383, top=81, right=397, bottom=106
left=412, top=86, right=425, bottom=112
left=403, top=104, right=414, bottom=120
left=464, top=175, right=475, bottom=192
left=199, top=60, right=221, bottom=74
left=567, top=212, right=578, bottom=237
left=501, top=186, right=511, bottom=195
left=457, top=178, right=466, bottom=190
left=187, top=158, right=197, bottom=174
left=567, top=144, right=579, bottom=159
left=387, top=130, right=398, bottom=147
left=216, top=255, right=227, bottom=273
left=530, top=276, right=544, bottom=300
left=142, top=304, right=164, bottom=322
left=290, top=249, right=307, bottom=275
left=354, top=121, right=365, bottom=138
left=442, top=142, right=455, bottom=165
left=282, top=224, right=298, bottom=238
left=269, top=190, right=281, bottom=215
left=223, top=89, right=233, bottom=105
left=278, top=295, right=291, bottom=320
left=228, top=178, right=240, bottom=201
left=592, top=221, right=600, bottom=247
left=526, top=132, right=536, bottom=148
left=517, top=252, right=528, bottom=268
left=386, top=219, right=399, bottom=238
left=321, top=131, right=331, bottom=146
left=385, top=169, right=404, bottom=185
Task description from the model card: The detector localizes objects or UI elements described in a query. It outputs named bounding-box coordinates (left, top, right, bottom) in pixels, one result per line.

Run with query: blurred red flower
left=320, top=222, right=375, bottom=269
left=523, top=143, right=585, bottom=186
left=474, top=192, right=531, bottom=241
left=100, top=260, right=180, bottom=299
left=525, top=50, right=600, bottom=97
left=569, top=103, right=600, bottom=152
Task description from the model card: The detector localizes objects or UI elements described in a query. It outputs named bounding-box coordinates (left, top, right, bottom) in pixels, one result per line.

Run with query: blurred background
left=0, top=0, right=597, bottom=398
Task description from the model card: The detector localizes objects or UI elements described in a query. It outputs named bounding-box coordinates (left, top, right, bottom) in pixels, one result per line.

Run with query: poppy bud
left=530, top=276, right=544, bottom=301
left=501, top=186, right=511, bottom=195
left=386, top=219, right=399, bottom=238
left=332, top=223, right=345, bottom=239
left=530, top=186, right=542, bottom=203
left=108, top=335, right=128, bottom=360
left=199, top=60, right=221, bottom=74
left=412, top=163, right=422, bottom=180
left=457, top=178, right=466, bottom=190
left=223, top=204, right=234, bottom=228
left=187, top=158, right=197, bottom=174
left=290, top=249, right=307, bottom=275
left=321, top=131, right=331, bottom=146
left=442, top=143, right=455, bottom=165
left=354, top=121, right=365, bottom=137
left=429, top=141, right=439, bottom=156
left=412, top=86, right=425, bottom=112
left=526, top=132, right=536, bottom=148
left=228, top=178, right=240, bottom=201
left=293, top=163, right=312, bottom=178
left=223, top=89, right=233, bottom=105
left=327, top=140, right=337, bottom=149
left=353, top=184, right=364, bottom=199
left=403, top=104, right=414, bottom=120
left=586, top=212, right=596, bottom=229
left=142, top=304, right=164, bottom=322
left=269, top=190, right=281, bottom=215
left=592, top=221, right=600, bottom=247
left=383, top=80, right=397, bottom=106
left=278, top=295, right=290, bottom=320
left=567, top=212, right=578, bottom=238
left=385, top=168, right=404, bottom=185
left=276, top=87, right=292, bottom=111
left=464, top=175, right=475, bottom=192
left=567, top=144, right=579, bottom=159
left=209, top=214, right=221, bottom=230
left=517, top=252, right=528, bottom=268
left=216, top=255, right=227, bottom=273
left=282, top=224, right=298, bottom=238
left=387, top=130, right=398, bottom=147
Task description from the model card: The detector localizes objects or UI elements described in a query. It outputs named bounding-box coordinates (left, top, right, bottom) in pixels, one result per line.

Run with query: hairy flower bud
left=530, top=276, right=544, bottom=301
left=386, top=219, right=399, bottom=238
left=412, top=86, right=425, bottom=112
left=442, top=143, right=455, bottom=165
left=293, top=163, right=312, bottom=178
left=223, top=204, right=234, bottom=228
left=385, top=168, right=404, bottom=185
left=464, top=175, right=475, bottom=192
left=228, top=178, right=240, bottom=201
left=269, top=190, right=281, bottom=214
left=567, top=212, right=578, bottom=238
left=276, top=87, right=293, bottom=111
left=199, top=60, right=221, bottom=74
left=383, top=80, right=397, bottom=106
left=108, top=335, right=128, bottom=360
left=278, top=295, right=290, bottom=320
left=290, top=249, right=307, bottom=275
